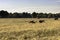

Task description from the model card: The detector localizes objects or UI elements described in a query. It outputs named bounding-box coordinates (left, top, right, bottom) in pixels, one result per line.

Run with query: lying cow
left=39, top=20, right=45, bottom=23
left=54, top=17, right=58, bottom=20
left=29, top=20, right=36, bottom=23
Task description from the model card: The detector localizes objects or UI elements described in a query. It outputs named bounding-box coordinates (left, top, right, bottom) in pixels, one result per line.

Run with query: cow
left=54, top=17, right=58, bottom=20
left=29, top=20, right=36, bottom=23
left=39, top=20, right=45, bottom=23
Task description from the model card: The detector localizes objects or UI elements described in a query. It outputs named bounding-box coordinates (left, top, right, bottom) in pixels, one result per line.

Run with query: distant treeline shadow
left=0, top=29, right=60, bottom=40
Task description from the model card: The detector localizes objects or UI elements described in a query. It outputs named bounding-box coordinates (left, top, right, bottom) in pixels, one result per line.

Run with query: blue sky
left=0, top=0, right=60, bottom=13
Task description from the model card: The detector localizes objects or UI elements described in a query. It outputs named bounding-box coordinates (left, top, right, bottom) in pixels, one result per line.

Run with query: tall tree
left=0, top=10, right=9, bottom=18
left=32, top=12, right=37, bottom=18
left=38, top=12, right=43, bottom=18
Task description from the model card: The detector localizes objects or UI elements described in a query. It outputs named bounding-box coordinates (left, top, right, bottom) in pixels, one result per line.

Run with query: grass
left=0, top=18, right=60, bottom=40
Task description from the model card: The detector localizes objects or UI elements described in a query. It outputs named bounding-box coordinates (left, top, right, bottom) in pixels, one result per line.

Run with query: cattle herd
left=29, top=18, right=58, bottom=23
left=29, top=20, right=45, bottom=23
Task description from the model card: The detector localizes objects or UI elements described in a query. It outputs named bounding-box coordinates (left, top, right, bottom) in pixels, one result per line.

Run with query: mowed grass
left=0, top=18, right=60, bottom=40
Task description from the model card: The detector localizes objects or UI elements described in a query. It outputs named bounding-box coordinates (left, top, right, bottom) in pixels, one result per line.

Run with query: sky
left=0, top=0, right=60, bottom=13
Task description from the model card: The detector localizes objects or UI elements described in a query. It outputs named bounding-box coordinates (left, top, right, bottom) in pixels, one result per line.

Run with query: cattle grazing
left=54, top=17, right=58, bottom=20
left=29, top=20, right=36, bottom=23
left=39, top=20, right=45, bottom=23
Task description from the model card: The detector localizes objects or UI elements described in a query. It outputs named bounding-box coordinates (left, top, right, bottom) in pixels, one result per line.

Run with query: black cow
left=54, top=17, right=58, bottom=20
left=29, top=20, right=36, bottom=23
left=39, top=20, right=45, bottom=23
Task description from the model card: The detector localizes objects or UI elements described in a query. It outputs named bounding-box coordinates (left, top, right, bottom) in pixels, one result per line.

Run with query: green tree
left=32, top=12, right=37, bottom=18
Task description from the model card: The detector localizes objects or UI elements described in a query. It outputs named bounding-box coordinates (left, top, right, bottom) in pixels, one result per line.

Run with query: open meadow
left=0, top=18, right=60, bottom=40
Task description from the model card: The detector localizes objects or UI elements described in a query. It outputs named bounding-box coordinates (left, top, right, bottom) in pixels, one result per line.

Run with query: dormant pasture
left=0, top=18, right=60, bottom=40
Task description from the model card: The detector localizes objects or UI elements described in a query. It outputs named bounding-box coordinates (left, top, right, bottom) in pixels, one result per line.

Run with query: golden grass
left=0, top=18, right=60, bottom=32
left=0, top=18, right=60, bottom=40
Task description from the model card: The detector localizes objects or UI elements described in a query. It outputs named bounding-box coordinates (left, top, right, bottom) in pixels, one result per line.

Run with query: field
left=0, top=18, right=60, bottom=40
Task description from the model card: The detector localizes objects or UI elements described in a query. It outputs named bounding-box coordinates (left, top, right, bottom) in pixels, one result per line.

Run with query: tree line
left=0, top=10, right=60, bottom=18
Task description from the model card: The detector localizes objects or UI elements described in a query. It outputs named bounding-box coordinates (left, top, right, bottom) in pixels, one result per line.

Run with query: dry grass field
left=0, top=18, right=60, bottom=40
